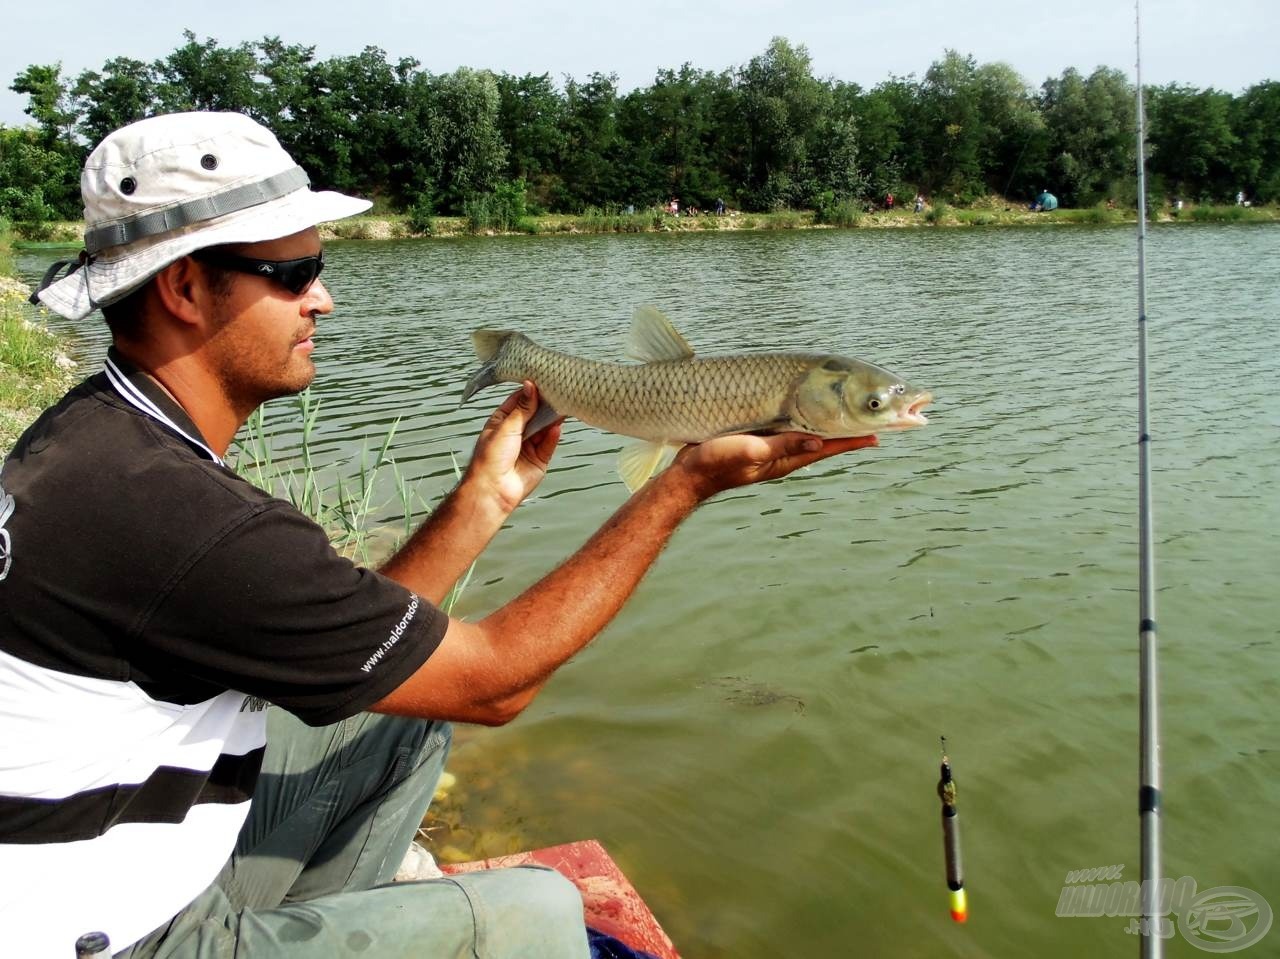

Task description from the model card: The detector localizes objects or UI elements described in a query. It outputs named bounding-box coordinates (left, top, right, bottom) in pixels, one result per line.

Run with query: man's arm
left=372, top=420, right=877, bottom=726
left=378, top=383, right=562, bottom=605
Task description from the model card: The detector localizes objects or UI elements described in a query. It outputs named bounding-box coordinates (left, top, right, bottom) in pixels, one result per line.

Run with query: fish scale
left=492, top=341, right=819, bottom=443
left=461, top=307, right=931, bottom=490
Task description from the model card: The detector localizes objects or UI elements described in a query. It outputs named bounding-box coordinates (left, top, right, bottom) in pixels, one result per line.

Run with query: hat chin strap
left=83, top=165, right=310, bottom=254
left=29, top=250, right=97, bottom=309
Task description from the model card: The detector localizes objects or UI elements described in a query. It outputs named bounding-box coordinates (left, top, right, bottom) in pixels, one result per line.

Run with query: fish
left=461, top=305, right=933, bottom=491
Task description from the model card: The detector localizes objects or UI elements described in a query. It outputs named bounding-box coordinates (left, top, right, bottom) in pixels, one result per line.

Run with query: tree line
left=3, top=32, right=1277, bottom=227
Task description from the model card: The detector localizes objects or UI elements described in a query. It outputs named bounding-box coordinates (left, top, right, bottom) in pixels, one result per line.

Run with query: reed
left=1186, top=203, right=1271, bottom=223
left=232, top=391, right=427, bottom=568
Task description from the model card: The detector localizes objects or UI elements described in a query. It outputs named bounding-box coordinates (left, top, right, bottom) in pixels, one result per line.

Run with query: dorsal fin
left=626, top=306, right=695, bottom=363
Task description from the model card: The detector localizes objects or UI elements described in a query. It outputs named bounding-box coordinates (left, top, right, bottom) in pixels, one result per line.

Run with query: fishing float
left=938, top=737, right=967, bottom=924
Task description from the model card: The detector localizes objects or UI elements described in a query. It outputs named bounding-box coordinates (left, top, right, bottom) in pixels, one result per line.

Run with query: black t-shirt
left=0, top=351, right=450, bottom=955
left=0, top=351, right=446, bottom=725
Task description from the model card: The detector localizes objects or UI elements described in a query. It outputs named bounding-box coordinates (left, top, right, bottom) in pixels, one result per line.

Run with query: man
left=0, top=112, right=875, bottom=957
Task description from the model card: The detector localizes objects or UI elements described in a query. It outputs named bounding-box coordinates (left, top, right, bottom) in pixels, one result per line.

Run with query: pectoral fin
left=618, top=440, right=680, bottom=492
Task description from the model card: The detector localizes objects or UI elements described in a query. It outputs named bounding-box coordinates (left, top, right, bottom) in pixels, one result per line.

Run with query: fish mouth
left=900, top=391, right=933, bottom=427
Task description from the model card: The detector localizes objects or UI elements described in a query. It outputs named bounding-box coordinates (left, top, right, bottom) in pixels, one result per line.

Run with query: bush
left=813, top=191, right=864, bottom=227
left=1188, top=204, right=1250, bottom=223
left=465, top=179, right=529, bottom=233
left=924, top=202, right=950, bottom=225
left=406, top=198, right=435, bottom=235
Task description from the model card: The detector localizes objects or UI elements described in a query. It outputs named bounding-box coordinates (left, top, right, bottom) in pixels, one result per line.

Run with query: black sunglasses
left=192, top=248, right=325, bottom=295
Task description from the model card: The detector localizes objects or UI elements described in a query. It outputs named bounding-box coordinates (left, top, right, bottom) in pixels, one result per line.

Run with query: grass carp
left=462, top=306, right=932, bottom=490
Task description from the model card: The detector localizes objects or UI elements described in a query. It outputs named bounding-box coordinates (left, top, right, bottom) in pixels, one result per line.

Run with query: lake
left=19, top=223, right=1280, bottom=957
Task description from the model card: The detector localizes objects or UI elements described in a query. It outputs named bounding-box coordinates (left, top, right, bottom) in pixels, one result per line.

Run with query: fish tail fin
left=461, top=329, right=517, bottom=403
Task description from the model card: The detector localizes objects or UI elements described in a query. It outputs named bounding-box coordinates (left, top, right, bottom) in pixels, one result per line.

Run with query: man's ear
left=152, top=257, right=213, bottom=329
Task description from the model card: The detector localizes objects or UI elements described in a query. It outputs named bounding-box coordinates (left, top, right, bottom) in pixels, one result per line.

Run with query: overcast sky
left=3, top=0, right=1275, bottom=131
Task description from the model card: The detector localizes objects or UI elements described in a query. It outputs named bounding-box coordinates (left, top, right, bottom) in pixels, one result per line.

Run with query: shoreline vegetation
left=11, top=196, right=1279, bottom=249
left=0, top=226, right=77, bottom=450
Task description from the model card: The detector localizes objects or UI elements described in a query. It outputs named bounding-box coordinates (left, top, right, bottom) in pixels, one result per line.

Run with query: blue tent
left=1035, top=191, right=1059, bottom=211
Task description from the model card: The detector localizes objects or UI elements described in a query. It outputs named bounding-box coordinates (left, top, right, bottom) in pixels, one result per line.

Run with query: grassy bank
left=15, top=198, right=1279, bottom=249
left=0, top=225, right=79, bottom=452
left=319, top=198, right=1280, bottom=238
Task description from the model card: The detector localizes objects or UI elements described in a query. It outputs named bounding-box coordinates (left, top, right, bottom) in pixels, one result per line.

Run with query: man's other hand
left=669, top=432, right=879, bottom=502
left=467, top=382, right=563, bottom=514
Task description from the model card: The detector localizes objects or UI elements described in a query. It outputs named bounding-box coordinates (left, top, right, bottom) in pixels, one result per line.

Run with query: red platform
left=440, top=839, right=680, bottom=959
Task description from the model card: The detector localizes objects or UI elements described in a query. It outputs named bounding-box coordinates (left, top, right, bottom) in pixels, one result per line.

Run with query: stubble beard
left=207, top=305, right=317, bottom=417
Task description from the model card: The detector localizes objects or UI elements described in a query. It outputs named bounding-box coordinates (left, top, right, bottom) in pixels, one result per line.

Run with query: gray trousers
left=118, top=709, right=590, bottom=958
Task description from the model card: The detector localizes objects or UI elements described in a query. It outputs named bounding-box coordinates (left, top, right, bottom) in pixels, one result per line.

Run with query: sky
left=3, top=0, right=1276, bottom=130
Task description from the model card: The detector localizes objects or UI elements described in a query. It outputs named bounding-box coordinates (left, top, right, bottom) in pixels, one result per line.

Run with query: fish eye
left=867, top=395, right=885, bottom=411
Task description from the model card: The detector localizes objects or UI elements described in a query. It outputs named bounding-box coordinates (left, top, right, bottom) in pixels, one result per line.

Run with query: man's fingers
left=488, top=382, right=538, bottom=428
left=767, top=432, right=878, bottom=463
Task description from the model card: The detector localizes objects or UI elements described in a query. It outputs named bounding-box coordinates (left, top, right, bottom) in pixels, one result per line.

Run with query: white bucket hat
left=33, top=111, right=372, bottom=320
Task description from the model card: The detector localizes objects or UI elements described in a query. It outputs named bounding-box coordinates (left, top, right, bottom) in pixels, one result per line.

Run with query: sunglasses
left=192, top=248, right=325, bottom=295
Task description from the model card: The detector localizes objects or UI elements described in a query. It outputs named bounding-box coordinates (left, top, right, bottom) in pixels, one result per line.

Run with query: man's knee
left=514, top=865, right=585, bottom=923
left=445, top=865, right=588, bottom=956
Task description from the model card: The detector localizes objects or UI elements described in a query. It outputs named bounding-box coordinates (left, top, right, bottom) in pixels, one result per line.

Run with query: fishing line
left=1134, top=2, right=1163, bottom=956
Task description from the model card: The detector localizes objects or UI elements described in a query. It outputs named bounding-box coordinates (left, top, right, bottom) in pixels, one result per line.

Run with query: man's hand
left=465, top=382, right=563, bottom=515
left=669, top=432, right=879, bottom=502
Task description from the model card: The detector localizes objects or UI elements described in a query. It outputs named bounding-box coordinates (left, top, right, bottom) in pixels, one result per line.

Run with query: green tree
left=734, top=37, right=827, bottom=209
left=916, top=51, right=984, bottom=200
left=618, top=64, right=735, bottom=209
left=1147, top=83, right=1238, bottom=201
left=1040, top=67, right=1135, bottom=206
left=10, top=64, right=79, bottom=151
left=73, top=57, right=157, bottom=146
left=153, top=31, right=262, bottom=114
left=0, top=125, right=82, bottom=221
left=847, top=76, right=918, bottom=200
left=559, top=72, right=626, bottom=210
left=495, top=72, right=566, bottom=208
left=254, top=38, right=319, bottom=151
left=1230, top=81, right=1280, bottom=202
left=287, top=47, right=417, bottom=199
left=973, top=62, right=1046, bottom=200
left=428, top=68, right=508, bottom=212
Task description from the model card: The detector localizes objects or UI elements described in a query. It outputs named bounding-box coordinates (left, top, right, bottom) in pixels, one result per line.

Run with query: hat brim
left=38, top=188, right=372, bottom=320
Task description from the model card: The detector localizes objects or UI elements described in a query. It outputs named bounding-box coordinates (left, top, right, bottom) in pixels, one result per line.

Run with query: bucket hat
left=33, top=111, right=371, bottom=320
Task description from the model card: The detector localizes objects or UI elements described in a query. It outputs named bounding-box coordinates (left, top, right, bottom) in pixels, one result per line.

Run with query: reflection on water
left=21, top=224, right=1280, bottom=957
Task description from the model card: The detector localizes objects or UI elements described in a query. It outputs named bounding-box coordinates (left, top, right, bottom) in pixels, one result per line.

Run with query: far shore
left=12, top=198, right=1279, bottom=248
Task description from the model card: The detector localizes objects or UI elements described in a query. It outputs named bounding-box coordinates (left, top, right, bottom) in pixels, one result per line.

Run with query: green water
left=21, top=225, right=1280, bottom=957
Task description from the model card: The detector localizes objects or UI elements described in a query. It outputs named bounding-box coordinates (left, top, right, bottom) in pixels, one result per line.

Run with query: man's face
left=201, top=227, right=333, bottom=411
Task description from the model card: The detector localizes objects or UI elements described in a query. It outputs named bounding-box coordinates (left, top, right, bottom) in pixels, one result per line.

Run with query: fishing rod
left=1134, top=2, right=1162, bottom=957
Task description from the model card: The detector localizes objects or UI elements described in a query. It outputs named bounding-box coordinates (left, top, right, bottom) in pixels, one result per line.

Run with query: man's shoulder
left=3, top=377, right=288, bottom=581
left=8, top=373, right=265, bottom=507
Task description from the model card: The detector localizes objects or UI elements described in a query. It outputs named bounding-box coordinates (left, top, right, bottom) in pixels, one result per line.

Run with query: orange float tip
left=949, top=887, right=968, bottom=923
